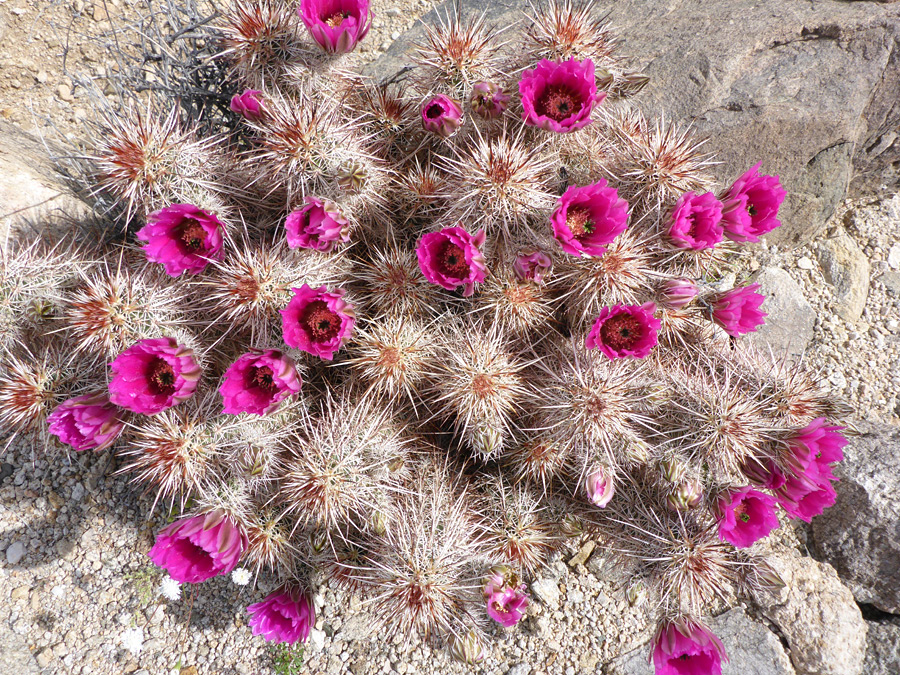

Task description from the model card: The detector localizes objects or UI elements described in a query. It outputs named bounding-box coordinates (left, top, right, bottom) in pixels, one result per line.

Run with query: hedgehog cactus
left=0, top=1, right=852, bottom=670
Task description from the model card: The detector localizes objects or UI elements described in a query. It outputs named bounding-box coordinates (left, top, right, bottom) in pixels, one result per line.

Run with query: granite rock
left=747, top=267, right=816, bottom=357
left=815, top=228, right=871, bottom=322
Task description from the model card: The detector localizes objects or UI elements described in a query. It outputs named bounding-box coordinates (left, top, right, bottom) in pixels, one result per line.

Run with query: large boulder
left=863, top=621, right=900, bottom=675
left=811, top=422, right=900, bottom=614
left=370, top=0, right=900, bottom=247
left=747, top=267, right=816, bottom=358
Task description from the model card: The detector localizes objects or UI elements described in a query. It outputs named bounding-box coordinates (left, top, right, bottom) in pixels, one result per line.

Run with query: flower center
left=301, top=300, right=341, bottom=342
left=178, top=218, right=207, bottom=252
left=734, top=502, right=751, bottom=523
left=747, top=203, right=757, bottom=217
left=324, top=11, right=349, bottom=28
left=436, top=241, right=470, bottom=278
left=566, top=206, right=595, bottom=238
left=250, top=365, right=278, bottom=394
left=425, top=102, right=445, bottom=119
left=147, top=357, right=177, bottom=396
left=599, top=313, right=644, bottom=351
left=536, top=85, right=582, bottom=121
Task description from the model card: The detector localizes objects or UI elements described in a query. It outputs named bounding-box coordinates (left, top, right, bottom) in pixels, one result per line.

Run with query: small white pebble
left=797, top=256, right=814, bottom=270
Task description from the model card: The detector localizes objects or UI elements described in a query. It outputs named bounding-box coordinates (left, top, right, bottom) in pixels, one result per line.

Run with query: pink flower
left=651, top=620, right=727, bottom=675
left=551, top=180, right=629, bottom=257
left=667, top=192, right=724, bottom=250
left=46, top=393, right=124, bottom=451
left=421, top=94, right=463, bottom=138
left=660, top=278, right=699, bottom=309
left=710, top=284, right=767, bottom=336
left=487, top=586, right=529, bottom=627
left=716, top=486, right=779, bottom=548
left=585, top=303, right=661, bottom=360
left=148, top=510, right=247, bottom=584
left=513, top=251, right=552, bottom=284
left=285, top=197, right=350, bottom=252
left=416, top=227, right=487, bottom=297
left=720, top=162, right=787, bottom=243
left=281, top=285, right=355, bottom=361
left=585, top=466, right=615, bottom=507
left=777, top=474, right=837, bottom=523
left=229, top=89, right=264, bottom=120
left=519, top=58, right=604, bottom=133
left=220, top=350, right=302, bottom=415
left=298, top=0, right=370, bottom=54
left=470, top=81, right=509, bottom=119
left=247, top=587, right=315, bottom=644
left=108, top=338, right=201, bottom=415
left=742, top=458, right=787, bottom=490
left=136, top=204, right=225, bottom=277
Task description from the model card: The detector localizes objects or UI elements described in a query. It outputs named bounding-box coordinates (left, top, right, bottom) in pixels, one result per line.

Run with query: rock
left=880, top=271, right=900, bottom=295
left=796, top=257, right=814, bottom=270
left=308, top=627, right=326, bottom=652
left=747, top=267, right=816, bottom=357
left=506, top=663, right=531, bottom=675
left=889, top=244, right=900, bottom=270
left=863, top=621, right=900, bottom=675
left=5, top=541, right=25, bottom=565
left=754, top=548, right=866, bottom=675
left=810, top=421, right=900, bottom=613
left=568, top=540, right=595, bottom=567
left=530, top=578, right=560, bottom=609
left=35, top=648, right=53, bottom=669
left=605, top=607, right=795, bottom=675
left=0, top=621, right=40, bottom=674
left=815, top=229, right=870, bottom=321
left=339, top=614, right=371, bottom=642
left=372, top=0, right=900, bottom=247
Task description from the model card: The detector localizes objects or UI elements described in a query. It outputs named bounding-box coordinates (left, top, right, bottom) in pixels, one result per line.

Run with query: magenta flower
left=585, top=303, right=661, bottom=360
left=720, top=162, right=787, bottom=243
left=421, top=94, right=463, bottom=138
left=281, top=285, right=355, bottom=361
left=46, top=393, right=124, bottom=451
left=716, top=486, right=779, bottom=548
left=551, top=180, right=629, bottom=257
left=710, top=284, right=767, bottom=336
left=298, top=0, right=370, bottom=54
left=777, top=474, right=838, bottom=523
left=785, top=417, right=848, bottom=468
left=148, top=510, right=247, bottom=584
left=585, top=466, right=615, bottom=508
left=220, top=350, right=302, bottom=416
left=416, top=227, right=487, bottom=297
left=108, top=338, right=201, bottom=415
left=470, top=81, right=509, bottom=119
left=651, top=620, right=727, bottom=675
left=519, top=58, right=604, bottom=133
left=487, top=586, right=529, bottom=627
left=667, top=192, right=724, bottom=250
left=513, top=250, right=552, bottom=285
left=229, top=89, right=264, bottom=120
left=136, top=204, right=225, bottom=277
left=660, top=278, right=699, bottom=309
left=285, top=197, right=350, bottom=252
left=742, top=458, right=787, bottom=491
left=247, top=587, right=315, bottom=644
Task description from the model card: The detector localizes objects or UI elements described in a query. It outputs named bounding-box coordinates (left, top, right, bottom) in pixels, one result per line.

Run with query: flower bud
left=626, top=581, right=647, bottom=607
left=749, top=559, right=786, bottom=591
left=448, top=629, right=485, bottom=665
left=337, top=160, right=368, bottom=193
left=619, top=72, right=650, bottom=97
left=230, top=89, right=265, bottom=120
left=660, top=457, right=687, bottom=484
left=666, top=479, right=703, bottom=511
left=585, top=466, right=615, bottom=508
left=371, top=510, right=387, bottom=536
left=421, top=94, right=463, bottom=138
left=470, top=81, right=509, bottom=119
left=661, top=278, right=700, bottom=309
left=513, top=250, right=552, bottom=284
left=595, top=67, right=615, bottom=91
left=472, top=425, right=502, bottom=458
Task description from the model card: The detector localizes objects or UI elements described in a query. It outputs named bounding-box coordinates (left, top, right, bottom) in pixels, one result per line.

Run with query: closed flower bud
left=667, top=479, right=703, bottom=511
left=660, top=457, right=687, bottom=484
left=626, top=581, right=647, bottom=607
left=448, top=629, right=485, bottom=665
left=585, top=466, right=615, bottom=508
left=470, top=81, right=509, bottom=119
left=661, top=278, right=700, bottom=309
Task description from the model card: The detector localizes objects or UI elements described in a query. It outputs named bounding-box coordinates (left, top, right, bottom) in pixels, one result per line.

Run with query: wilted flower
left=716, top=486, right=779, bottom=548
left=660, top=278, right=699, bottom=309
left=298, top=0, right=371, bottom=54
left=416, top=227, right=487, bottom=297
left=448, top=628, right=485, bottom=665
left=136, top=204, right=225, bottom=277
left=519, top=58, right=603, bottom=133
left=148, top=510, right=247, bottom=584
left=285, top=197, right=350, bottom=252
left=710, top=284, right=767, bottom=336
left=159, top=575, right=181, bottom=601
left=651, top=619, right=727, bottom=675
left=586, top=303, right=661, bottom=360
left=667, top=192, right=724, bottom=250
left=720, top=162, right=787, bottom=243
left=47, top=393, right=124, bottom=451
left=421, top=94, right=464, bottom=138
left=486, top=586, right=529, bottom=627
left=229, top=89, right=264, bottom=120
left=742, top=458, right=787, bottom=491
left=220, top=350, right=301, bottom=416
left=470, top=81, right=509, bottom=119
left=108, top=338, right=201, bottom=415
left=585, top=466, right=615, bottom=507
left=513, top=250, right=552, bottom=284
left=281, top=285, right=356, bottom=361
left=247, top=587, right=315, bottom=644
left=551, top=180, right=629, bottom=257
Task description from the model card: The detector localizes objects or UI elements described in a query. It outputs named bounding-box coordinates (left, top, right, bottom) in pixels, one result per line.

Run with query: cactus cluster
left=0, top=1, right=853, bottom=671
